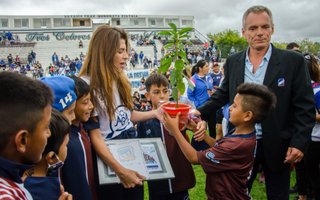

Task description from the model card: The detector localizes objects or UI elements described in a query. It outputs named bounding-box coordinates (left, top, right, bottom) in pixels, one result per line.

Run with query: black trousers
left=247, top=139, right=291, bottom=200
left=305, top=141, right=320, bottom=200
left=295, top=158, right=309, bottom=196
left=97, top=184, right=143, bottom=200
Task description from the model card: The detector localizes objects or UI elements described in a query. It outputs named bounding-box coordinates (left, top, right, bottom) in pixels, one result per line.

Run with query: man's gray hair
left=242, top=5, right=274, bottom=28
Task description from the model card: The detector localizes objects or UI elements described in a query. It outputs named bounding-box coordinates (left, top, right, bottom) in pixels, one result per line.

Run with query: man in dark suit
left=194, top=5, right=315, bottom=200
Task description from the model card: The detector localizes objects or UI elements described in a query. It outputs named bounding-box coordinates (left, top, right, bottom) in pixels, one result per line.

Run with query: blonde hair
left=79, top=25, right=133, bottom=120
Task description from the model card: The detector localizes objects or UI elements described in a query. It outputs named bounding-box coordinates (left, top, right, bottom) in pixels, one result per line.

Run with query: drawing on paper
left=141, top=143, right=163, bottom=172
left=118, top=146, right=135, bottom=161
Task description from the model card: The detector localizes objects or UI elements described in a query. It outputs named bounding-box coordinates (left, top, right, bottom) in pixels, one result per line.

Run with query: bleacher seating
left=0, top=38, right=163, bottom=69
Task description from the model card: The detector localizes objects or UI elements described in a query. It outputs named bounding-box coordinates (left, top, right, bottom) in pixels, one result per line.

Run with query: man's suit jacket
left=198, top=45, right=315, bottom=172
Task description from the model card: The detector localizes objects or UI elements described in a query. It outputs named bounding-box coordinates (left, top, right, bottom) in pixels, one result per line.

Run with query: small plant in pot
left=158, top=23, right=194, bottom=129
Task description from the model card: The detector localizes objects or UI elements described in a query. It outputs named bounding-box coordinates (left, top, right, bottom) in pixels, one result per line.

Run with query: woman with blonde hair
left=79, top=25, right=160, bottom=200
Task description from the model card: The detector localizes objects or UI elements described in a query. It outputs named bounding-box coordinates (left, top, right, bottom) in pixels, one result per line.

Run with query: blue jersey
left=210, top=72, right=223, bottom=89
left=311, top=82, right=320, bottom=141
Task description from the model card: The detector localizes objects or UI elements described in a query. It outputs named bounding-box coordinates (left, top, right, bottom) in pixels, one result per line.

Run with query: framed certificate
left=96, top=138, right=175, bottom=185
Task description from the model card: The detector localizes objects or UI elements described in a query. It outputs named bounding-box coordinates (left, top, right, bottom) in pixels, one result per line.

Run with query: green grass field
left=144, top=166, right=298, bottom=199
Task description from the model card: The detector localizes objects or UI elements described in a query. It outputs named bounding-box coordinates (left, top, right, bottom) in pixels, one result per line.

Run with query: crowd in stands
left=131, top=33, right=157, bottom=46
left=0, top=51, right=85, bottom=79
left=0, top=51, right=44, bottom=78
left=127, top=33, right=220, bottom=71
left=48, top=52, right=84, bottom=76
left=0, top=31, right=21, bottom=46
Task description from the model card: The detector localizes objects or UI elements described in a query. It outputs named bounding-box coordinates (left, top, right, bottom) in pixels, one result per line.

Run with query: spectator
left=30, top=50, right=36, bottom=64
left=187, top=59, right=214, bottom=150
left=209, top=62, right=223, bottom=92
left=52, top=52, right=59, bottom=64
left=0, top=59, right=6, bottom=70
left=27, top=53, right=33, bottom=65
left=7, top=53, right=13, bottom=66
left=15, top=55, right=20, bottom=65
left=139, top=51, right=144, bottom=64
left=138, top=77, right=147, bottom=98
left=79, top=40, right=83, bottom=48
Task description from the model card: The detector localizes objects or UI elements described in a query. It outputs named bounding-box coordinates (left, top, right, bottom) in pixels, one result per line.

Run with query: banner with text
left=127, top=69, right=150, bottom=89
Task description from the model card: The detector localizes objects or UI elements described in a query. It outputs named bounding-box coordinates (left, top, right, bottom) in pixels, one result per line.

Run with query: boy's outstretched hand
left=117, top=168, right=145, bottom=188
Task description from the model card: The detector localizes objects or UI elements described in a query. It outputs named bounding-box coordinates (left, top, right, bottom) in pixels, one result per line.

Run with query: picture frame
left=96, top=138, right=175, bottom=185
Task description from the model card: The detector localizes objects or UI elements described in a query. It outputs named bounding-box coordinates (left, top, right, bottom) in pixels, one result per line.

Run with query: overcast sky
left=1, top=0, right=319, bottom=42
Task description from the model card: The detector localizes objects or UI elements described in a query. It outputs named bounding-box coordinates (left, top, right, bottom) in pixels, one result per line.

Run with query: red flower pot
left=162, top=103, right=191, bottom=130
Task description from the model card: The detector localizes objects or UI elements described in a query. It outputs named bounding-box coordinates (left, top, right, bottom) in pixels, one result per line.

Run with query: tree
left=273, top=39, right=320, bottom=55
left=208, top=29, right=247, bottom=58
left=299, top=39, right=320, bottom=55
left=272, top=42, right=287, bottom=49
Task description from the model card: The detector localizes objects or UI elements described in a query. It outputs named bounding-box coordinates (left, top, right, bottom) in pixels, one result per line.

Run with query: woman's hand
left=117, top=168, right=145, bottom=188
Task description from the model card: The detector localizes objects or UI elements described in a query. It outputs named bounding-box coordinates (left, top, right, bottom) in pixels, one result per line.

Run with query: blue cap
left=40, top=76, right=77, bottom=112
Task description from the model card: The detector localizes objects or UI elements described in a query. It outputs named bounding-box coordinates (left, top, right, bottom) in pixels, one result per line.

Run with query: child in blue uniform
left=24, top=109, right=70, bottom=200
left=61, top=76, right=98, bottom=200
left=137, top=74, right=207, bottom=200
left=163, top=83, right=276, bottom=200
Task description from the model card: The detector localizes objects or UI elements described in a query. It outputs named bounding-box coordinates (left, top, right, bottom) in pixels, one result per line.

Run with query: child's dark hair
left=69, top=75, right=90, bottom=99
left=237, top=83, right=276, bottom=123
left=145, top=73, right=169, bottom=92
left=0, top=72, right=53, bottom=152
left=191, top=59, right=207, bottom=76
left=43, top=109, right=70, bottom=155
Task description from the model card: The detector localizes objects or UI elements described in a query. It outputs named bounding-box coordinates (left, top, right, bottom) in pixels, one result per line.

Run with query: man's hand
left=117, top=168, right=145, bottom=188
left=284, top=147, right=304, bottom=164
left=193, top=121, right=207, bottom=141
